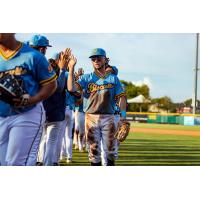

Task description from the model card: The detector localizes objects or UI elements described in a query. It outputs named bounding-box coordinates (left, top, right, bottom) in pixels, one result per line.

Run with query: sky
left=16, top=33, right=200, bottom=103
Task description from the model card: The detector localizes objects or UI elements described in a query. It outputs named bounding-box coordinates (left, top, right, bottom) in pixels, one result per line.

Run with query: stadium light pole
left=192, top=33, right=199, bottom=114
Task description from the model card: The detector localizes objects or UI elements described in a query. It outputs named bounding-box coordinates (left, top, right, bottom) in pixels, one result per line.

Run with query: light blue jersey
left=77, top=72, right=125, bottom=114
left=0, top=43, right=57, bottom=117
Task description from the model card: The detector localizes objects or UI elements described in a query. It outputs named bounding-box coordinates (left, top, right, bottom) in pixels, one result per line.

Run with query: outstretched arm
left=67, top=55, right=78, bottom=92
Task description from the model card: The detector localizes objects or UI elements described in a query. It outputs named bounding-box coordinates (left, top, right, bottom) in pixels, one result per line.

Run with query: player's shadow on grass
left=118, top=138, right=200, bottom=166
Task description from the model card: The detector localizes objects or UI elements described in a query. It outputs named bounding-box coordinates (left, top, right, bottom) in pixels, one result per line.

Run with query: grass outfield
left=60, top=123, right=200, bottom=166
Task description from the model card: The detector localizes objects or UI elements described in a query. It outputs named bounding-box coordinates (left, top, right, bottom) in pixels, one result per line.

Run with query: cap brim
left=89, top=55, right=105, bottom=58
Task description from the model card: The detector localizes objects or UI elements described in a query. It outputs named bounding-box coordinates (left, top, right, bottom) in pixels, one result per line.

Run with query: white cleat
left=74, top=145, right=79, bottom=150
left=67, top=158, right=72, bottom=163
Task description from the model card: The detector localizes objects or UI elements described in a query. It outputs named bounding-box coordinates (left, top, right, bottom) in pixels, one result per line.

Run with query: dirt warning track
left=131, top=127, right=200, bottom=137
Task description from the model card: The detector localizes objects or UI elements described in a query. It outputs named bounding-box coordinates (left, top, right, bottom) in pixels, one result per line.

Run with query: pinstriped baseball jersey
left=77, top=72, right=125, bottom=114
left=0, top=43, right=57, bottom=117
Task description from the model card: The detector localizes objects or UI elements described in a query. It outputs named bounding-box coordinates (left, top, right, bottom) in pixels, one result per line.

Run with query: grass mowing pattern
left=59, top=124, right=200, bottom=166
left=116, top=132, right=200, bottom=166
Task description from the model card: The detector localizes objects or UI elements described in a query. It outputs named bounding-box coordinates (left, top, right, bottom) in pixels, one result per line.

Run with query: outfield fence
left=127, top=112, right=200, bottom=126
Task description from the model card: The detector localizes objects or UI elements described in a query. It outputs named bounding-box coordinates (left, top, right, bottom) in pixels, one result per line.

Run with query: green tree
left=151, top=96, right=175, bottom=113
left=120, top=80, right=150, bottom=112
left=184, top=99, right=192, bottom=107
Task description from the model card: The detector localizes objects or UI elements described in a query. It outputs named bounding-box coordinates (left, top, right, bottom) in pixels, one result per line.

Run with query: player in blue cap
left=73, top=68, right=85, bottom=152
left=67, top=48, right=127, bottom=166
left=29, top=34, right=52, bottom=55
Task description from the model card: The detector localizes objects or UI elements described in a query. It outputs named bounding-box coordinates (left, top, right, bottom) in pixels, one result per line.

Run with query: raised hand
left=64, top=48, right=71, bottom=60
left=68, top=55, right=77, bottom=72
left=57, top=51, right=70, bottom=70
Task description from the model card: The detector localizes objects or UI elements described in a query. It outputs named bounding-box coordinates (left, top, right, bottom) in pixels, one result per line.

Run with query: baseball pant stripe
left=25, top=105, right=44, bottom=165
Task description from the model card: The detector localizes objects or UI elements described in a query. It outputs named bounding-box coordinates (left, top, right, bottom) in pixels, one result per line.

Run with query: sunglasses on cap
left=91, top=56, right=104, bottom=62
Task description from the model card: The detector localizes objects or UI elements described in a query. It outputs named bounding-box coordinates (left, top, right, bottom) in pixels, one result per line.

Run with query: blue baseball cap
left=51, top=52, right=60, bottom=60
left=29, top=34, right=52, bottom=47
left=89, top=48, right=106, bottom=58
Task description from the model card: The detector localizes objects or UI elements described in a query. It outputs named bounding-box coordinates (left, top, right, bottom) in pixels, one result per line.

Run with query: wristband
left=121, top=110, right=126, bottom=118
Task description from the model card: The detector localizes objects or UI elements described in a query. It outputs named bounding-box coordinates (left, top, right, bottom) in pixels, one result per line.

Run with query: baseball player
left=56, top=68, right=82, bottom=163
left=42, top=50, right=71, bottom=166
left=74, top=68, right=85, bottom=152
left=27, top=34, right=54, bottom=166
left=58, top=91, right=75, bottom=163
left=0, top=33, right=57, bottom=166
left=67, top=48, right=127, bottom=166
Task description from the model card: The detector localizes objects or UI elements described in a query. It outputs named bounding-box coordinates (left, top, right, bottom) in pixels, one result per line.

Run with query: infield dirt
left=131, top=127, right=200, bottom=137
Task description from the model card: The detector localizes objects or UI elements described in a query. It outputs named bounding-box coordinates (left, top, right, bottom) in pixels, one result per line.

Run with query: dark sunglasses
left=91, top=56, right=103, bottom=62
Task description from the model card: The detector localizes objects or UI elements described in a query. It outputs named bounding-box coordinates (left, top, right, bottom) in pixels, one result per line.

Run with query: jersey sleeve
left=114, top=76, right=126, bottom=100
left=35, top=54, right=57, bottom=86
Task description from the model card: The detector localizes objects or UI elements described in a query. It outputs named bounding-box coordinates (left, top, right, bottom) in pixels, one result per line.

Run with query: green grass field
left=60, top=123, right=200, bottom=166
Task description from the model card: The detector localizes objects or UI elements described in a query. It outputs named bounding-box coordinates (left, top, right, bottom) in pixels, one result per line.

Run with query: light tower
left=192, top=33, right=199, bottom=114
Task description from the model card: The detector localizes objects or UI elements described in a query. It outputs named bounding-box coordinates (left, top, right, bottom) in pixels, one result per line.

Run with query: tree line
left=121, top=80, right=200, bottom=113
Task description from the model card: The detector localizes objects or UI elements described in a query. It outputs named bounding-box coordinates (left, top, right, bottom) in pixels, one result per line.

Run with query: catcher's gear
left=0, top=74, right=30, bottom=107
left=114, top=119, right=130, bottom=142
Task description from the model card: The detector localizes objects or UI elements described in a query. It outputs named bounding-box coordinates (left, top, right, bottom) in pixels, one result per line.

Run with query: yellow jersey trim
left=115, top=92, right=126, bottom=100
left=0, top=42, right=23, bottom=60
left=40, top=74, right=57, bottom=85
left=94, top=71, right=111, bottom=79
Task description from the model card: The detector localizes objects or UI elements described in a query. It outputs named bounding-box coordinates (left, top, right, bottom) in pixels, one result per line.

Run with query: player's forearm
left=119, top=96, right=127, bottom=118
left=29, top=81, right=57, bottom=105
left=67, top=70, right=77, bottom=92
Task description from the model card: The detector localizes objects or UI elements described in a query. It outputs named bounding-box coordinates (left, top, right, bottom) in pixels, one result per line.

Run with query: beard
left=94, top=63, right=105, bottom=70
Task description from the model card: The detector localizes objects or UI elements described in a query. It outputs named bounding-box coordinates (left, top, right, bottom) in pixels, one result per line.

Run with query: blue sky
left=16, top=33, right=200, bottom=103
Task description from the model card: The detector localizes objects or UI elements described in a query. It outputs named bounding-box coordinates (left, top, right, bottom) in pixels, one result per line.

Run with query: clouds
left=132, top=77, right=154, bottom=90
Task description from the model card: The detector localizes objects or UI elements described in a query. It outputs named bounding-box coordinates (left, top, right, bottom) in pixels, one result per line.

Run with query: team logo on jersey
left=87, top=83, right=114, bottom=93
left=0, top=66, right=28, bottom=78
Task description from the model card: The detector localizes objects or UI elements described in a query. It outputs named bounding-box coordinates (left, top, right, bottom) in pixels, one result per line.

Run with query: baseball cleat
left=79, top=149, right=84, bottom=153
left=74, top=145, right=79, bottom=150
left=67, top=158, right=72, bottom=163
left=36, top=162, right=43, bottom=166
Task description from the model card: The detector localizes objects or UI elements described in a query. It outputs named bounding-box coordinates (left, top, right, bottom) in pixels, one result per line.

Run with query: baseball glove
left=0, top=74, right=30, bottom=107
left=114, top=119, right=130, bottom=142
